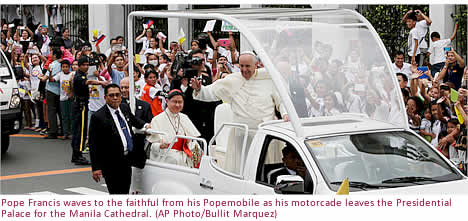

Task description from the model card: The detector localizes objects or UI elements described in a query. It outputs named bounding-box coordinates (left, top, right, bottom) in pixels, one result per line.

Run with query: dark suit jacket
left=120, top=98, right=153, bottom=169
left=89, top=103, right=145, bottom=174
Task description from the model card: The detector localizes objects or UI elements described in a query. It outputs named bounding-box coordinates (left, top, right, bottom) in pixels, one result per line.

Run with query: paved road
left=1, top=130, right=108, bottom=195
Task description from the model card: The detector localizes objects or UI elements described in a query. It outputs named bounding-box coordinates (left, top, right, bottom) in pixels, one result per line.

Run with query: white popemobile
left=127, top=8, right=468, bottom=194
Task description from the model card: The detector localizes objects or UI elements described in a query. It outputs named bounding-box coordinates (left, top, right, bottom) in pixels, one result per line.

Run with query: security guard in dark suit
left=71, top=56, right=106, bottom=165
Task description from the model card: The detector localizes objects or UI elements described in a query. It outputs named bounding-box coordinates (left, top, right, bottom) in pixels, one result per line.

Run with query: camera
left=88, top=52, right=100, bottom=66
left=170, top=52, right=203, bottom=80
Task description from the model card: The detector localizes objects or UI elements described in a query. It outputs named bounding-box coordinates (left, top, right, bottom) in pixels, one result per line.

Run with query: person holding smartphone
left=435, top=47, right=466, bottom=90
left=428, top=22, right=458, bottom=77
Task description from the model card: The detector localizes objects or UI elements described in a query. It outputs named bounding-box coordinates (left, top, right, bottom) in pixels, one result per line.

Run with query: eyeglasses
left=107, top=93, right=121, bottom=98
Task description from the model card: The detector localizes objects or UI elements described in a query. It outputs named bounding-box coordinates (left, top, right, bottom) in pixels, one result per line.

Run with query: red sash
left=172, top=138, right=192, bottom=159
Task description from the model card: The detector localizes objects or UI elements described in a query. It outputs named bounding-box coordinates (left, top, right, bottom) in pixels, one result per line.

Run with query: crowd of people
left=394, top=9, right=467, bottom=174
left=0, top=8, right=466, bottom=191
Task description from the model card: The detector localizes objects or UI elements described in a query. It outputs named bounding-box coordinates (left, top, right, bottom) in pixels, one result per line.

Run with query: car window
left=0, top=52, right=13, bottom=78
left=256, top=136, right=313, bottom=194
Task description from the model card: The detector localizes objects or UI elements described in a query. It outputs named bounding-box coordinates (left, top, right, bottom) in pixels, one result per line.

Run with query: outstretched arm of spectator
left=402, top=10, right=413, bottom=23
left=419, top=77, right=431, bottom=105
left=452, top=49, right=465, bottom=68
left=107, top=52, right=116, bottom=75
left=455, top=99, right=467, bottom=126
left=411, top=39, right=418, bottom=65
left=136, top=29, right=146, bottom=41
left=415, top=10, right=432, bottom=25
left=450, top=23, right=458, bottom=41
left=25, top=26, right=34, bottom=38
left=436, top=60, right=449, bottom=82
left=159, top=37, right=166, bottom=54
left=207, top=31, right=217, bottom=49
left=229, top=31, right=238, bottom=62
left=14, top=27, right=20, bottom=41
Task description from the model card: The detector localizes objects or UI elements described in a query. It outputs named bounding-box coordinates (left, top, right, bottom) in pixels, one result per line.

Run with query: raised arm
left=135, top=29, right=146, bottom=41
left=449, top=23, right=458, bottom=41
left=415, top=10, right=432, bottom=25
left=452, top=49, right=465, bottom=68
left=402, top=10, right=413, bottom=23
left=207, top=32, right=217, bottom=49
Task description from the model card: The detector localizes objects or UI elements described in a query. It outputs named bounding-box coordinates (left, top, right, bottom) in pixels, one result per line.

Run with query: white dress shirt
left=107, top=104, right=131, bottom=151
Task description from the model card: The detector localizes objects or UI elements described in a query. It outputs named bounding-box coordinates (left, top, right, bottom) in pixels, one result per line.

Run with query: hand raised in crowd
left=190, top=77, right=202, bottom=91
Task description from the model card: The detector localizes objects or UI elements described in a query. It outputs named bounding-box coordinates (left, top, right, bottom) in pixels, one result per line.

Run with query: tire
left=1, top=134, right=9, bottom=154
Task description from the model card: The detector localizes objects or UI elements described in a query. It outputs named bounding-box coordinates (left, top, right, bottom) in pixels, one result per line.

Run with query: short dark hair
left=104, top=83, right=121, bottom=96
left=61, top=60, right=71, bottom=67
left=144, top=69, right=158, bottom=79
left=282, top=144, right=297, bottom=157
left=430, top=32, right=440, bottom=39
left=52, top=48, right=62, bottom=59
left=160, top=54, right=170, bottom=62
left=109, top=38, right=115, bottom=44
left=448, top=118, right=459, bottom=125
left=396, top=73, right=408, bottom=82
left=77, top=56, right=89, bottom=66
left=401, top=88, right=409, bottom=98
left=407, top=13, right=417, bottom=22
left=116, top=36, right=124, bottom=41
left=394, top=51, right=404, bottom=57
left=144, top=63, right=155, bottom=70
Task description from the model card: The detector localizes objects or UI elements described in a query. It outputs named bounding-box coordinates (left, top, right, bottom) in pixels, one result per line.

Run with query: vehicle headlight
left=10, top=91, right=20, bottom=109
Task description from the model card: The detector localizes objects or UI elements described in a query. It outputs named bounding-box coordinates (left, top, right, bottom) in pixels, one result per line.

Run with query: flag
left=95, top=34, right=106, bottom=46
left=145, top=20, right=154, bottom=30
left=455, top=106, right=464, bottom=124
left=92, top=29, right=98, bottom=38
left=336, top=178, right=349, bottom=195
left=178, top=28, right=186, bottom=45
left=450, top=88, right=459, bottom=103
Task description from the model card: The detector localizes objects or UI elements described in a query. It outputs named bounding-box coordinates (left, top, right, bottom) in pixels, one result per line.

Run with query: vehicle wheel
left=1, top=134, right=9, bottom=154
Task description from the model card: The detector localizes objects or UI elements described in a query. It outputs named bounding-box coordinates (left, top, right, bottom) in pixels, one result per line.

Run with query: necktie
left=115, top=110, right=133, bottom=152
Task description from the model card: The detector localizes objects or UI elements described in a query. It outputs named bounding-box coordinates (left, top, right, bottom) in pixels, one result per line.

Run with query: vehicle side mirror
left=274, top=175, right=304, bottom=194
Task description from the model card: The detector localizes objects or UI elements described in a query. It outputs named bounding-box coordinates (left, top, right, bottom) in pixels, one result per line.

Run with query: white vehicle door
left=243, top=129, right=318, bottom=195
left=199, top=123, right=251, bottom=194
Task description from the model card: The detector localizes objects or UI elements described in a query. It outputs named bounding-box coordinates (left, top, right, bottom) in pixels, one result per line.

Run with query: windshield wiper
left=330, top=181, right=396, bottom=190
left=381, top=176, right=440, bottom=184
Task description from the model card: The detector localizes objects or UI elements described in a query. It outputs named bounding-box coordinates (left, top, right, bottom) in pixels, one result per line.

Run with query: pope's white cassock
left=193, top=68, right=286, bottom=174
left=147, top=109, right=201, bottom=168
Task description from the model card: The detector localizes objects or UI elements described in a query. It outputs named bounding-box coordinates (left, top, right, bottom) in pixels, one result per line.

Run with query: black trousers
left=103, top=161, right=132, bottom=194
left=46, top=91, right=62, bottom=135
left=71, top=100, right=88, bottom=157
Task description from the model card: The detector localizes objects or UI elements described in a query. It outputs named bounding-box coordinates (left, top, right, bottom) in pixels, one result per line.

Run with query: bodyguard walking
left=71, top=56, right=106, bottom=165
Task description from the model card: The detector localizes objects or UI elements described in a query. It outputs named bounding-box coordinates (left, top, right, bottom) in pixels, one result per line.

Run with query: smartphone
left=8, top=24, right=15, bottom=28
left=444, top=47, right=451, bottom=54
left=218, top=38, right=230, bottom=47
left=111, top=44, right=123, bottom=52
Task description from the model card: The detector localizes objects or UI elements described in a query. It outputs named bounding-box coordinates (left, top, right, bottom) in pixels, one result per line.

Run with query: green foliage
left=453, top=5, right=466, bottom=60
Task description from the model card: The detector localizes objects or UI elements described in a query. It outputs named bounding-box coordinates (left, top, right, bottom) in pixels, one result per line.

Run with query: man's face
left=218, top=57, right=227, bottom=64
left=394, top=54, right=404, bottom=66
left=120, top=79, right=129, bottom=99
left=406, top=19, right=416, bottom=29
left=105, top=87, right=122, bottom=109
left=239, top=54, right=257, bottom=80
left=170, top=42, right=178, bottom=51
left=41, top=27, right=48, bottom=35
left=117, top=37, right=124, bottom=45
left=115, top=56, right=125, bottom=68
left=63, top=29, right=69, bottom=38
left=78, top=62, right=89, bottom=73
left=167, top=95, right=184, bottom=114
left=447, top=52, right=456, bottom=64
left=397, top=75, right=407, bottom=89
left=283, top=151, right=304, bottom=172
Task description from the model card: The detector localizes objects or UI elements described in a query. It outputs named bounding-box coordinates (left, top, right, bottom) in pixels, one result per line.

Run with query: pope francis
left=190, top=52, right=288, bottom=174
